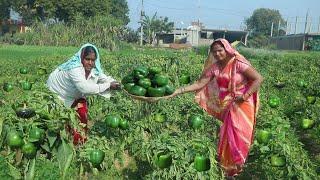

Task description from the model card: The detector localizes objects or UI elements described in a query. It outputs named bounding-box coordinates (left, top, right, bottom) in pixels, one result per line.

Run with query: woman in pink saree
left=170, top=39, right=263, bottom=177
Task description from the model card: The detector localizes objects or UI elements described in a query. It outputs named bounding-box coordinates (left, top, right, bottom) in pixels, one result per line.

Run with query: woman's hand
left=234, top=95, right=245, bottom=103
left=161, top=89, right=181, bottom=100
left=110, top=81, right=121, bottom=90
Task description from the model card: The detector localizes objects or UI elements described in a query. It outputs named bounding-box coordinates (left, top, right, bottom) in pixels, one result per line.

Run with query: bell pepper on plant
left=119, top=119, right=129, bottom=130
left=155, top=153, right=172, bottom=169
left=194, top=154, right=210, bottom=171
left=21, top=81, right=32, bottom=90
left=268, top=96, right=280, bottom=108
left=19, top=68, right=28, bottom=74
left=89, top=149, right=105, bottom=167
left=7, top=132, right=23, bottom=149
left=270, top=155, right=286, bottom=167
left=22, top=142, right=37, bottom=159
left=3, top=83, right=13, bottom=92
left=301, top=118, right=314, bottom=129
left=189, top=115, right=203, bottom=129
left=29, top=127, right=45, bottom=143
left=105, top=115, right=120, bottom=128
left=256, top=130, right=272, bottom=144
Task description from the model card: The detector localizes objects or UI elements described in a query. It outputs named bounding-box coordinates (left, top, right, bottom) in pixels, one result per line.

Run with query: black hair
left=210, top=40, right=225, bottom=51
left=82, top=46, right=97, bottom=57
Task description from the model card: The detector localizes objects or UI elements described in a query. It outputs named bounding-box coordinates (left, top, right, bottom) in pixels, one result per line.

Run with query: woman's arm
left=237, top=66, right=263, bottom=102
left=98, top=74, right=121, bottom=90
left=171, top=76, right=212, bottom=97
left=69, top=68, right=109, bottom=94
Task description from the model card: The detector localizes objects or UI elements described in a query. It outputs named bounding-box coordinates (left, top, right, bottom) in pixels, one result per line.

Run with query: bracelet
left=243, top=92, right=252, bottom=100
left=180, top=87, right=186, bottom=94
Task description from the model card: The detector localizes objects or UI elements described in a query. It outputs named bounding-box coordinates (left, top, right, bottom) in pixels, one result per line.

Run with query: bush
left=120, top=28, right=139, bottom=43
left=306, top=39, right=320, bottom=51
left=247, top=35, right=270, bottom=48
left=0, top=14, right=125, bottom=51
left=194, top=45, right=210, bottom=56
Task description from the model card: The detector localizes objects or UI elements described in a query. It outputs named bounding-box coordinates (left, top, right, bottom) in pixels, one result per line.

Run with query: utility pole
left=270, top=22, right=274, bottom=37
left=294, top=16, right=298, bottom=34
left=285, top=18, right=289, bottom=35
left=140, top=0, right=144, bottom=46
left=304, top=9, right=309, bottom=34
left=173, top=22, right=176, bottom=43
left=318, top=16, right=320, bottom=33
left=308, top=17, right=312, bottom=33
left=197, top=0, right=200, bottom=25
left=288, top=23, right=292, bottom=35
left=196, top=0, right=200, bottom=46
left=277, top=20, right=281, bottom=36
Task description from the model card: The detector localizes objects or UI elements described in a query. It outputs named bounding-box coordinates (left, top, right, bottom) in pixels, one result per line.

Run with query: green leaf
left=40, top=143, right=50, bottom=153
left=7, top=161, right=22, bottom=179
left=57, top=139, right=73, bottom=180
left=25, top=158, right=36, bottom=180
left=47, top=131, right=58, bottom=148
left=259, top=146, right=270, bottom=153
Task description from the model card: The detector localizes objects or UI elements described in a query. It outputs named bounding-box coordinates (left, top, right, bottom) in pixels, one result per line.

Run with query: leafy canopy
left=246, top=8, right=285, bottom=36
left=1, top=0, right=129, bottom=26
left=139, top=12, right=174, bottom=44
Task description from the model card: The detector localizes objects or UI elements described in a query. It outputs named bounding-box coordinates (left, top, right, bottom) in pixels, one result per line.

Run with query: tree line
left=0, top=0, right=129, bottom=26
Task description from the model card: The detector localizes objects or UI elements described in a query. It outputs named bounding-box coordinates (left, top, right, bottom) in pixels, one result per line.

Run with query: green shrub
left=1, top=14, right=125, bottom=51
left=306, top=39, right=320, bottom=51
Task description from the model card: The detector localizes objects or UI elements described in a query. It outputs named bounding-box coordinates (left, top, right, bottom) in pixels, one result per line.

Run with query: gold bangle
left=180, top=88, right=183, bottom=94
left=244, top=92, right=251, bottom=100
left=180, top=87, right=185, bottom=94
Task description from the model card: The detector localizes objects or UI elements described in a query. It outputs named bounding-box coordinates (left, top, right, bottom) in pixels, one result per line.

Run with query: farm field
left=0, top=44, right=320, bottom=179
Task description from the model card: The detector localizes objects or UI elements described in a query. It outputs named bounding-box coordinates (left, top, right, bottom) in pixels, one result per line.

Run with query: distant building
left=0, top=9, right=25, bottom=36
left=156, top=21, right=248, bottom=47
left=270, top=33, right=320, bottom=51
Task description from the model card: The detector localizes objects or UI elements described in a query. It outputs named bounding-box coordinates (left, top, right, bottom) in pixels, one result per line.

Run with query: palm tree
left=139, top=12, right=174, bottom=44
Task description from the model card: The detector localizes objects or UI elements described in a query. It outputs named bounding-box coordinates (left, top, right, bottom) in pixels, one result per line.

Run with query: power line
left=144, top=1, right=191, bottom=11
left=144, top=1, right=250, bottom=17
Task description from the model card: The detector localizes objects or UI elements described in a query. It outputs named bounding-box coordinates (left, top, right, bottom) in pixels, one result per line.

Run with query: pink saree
left=195, top=39, right=259, bottom=176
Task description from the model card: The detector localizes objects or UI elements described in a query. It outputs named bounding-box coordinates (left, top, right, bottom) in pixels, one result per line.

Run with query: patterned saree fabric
left=195, top=39, right=259, bottom=176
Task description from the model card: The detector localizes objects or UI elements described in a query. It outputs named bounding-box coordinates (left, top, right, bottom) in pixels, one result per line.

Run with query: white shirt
left=46, top=66, right=115, bottom=107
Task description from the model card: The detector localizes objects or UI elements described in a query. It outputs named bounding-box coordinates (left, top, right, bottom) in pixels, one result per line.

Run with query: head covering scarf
left=58, top=43, right=103, bottom=75
left=196, top=38, right=259, bottom=177
left=202, top=38, right=248, bottom=74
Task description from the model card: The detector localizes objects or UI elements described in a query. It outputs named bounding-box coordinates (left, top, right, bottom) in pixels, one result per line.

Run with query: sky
left=127, top=0, right=320, bottom=34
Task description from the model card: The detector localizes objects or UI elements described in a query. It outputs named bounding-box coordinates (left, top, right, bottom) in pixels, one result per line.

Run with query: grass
left=0, top=44, right=78, bottom=61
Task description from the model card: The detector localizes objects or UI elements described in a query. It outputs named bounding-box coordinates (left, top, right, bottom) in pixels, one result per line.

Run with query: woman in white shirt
left=47, top=43, right=120, bottom=145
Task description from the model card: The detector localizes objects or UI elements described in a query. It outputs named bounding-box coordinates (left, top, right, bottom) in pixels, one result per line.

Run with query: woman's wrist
left=175, top=87, right=183, bottom=95
left=243, top=92, right=252, bottom=100
left=179, top=87, right=186, bottom=94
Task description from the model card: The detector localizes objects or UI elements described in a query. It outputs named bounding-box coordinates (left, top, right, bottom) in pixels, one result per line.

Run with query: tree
left=10, top=0, right=49, bottom=25
left=3, top=0, right=129, bottom=26
left=121, top=28, right=139, bottom=43
left=110, top=0, right=129, bottom=25
left=245, top=8, right=286, bottom=36
left=54, top=0, right=112, bottom=23
left=0, top=0, right=11, bottom=20
left=140, top=12, right=174, bottom=44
